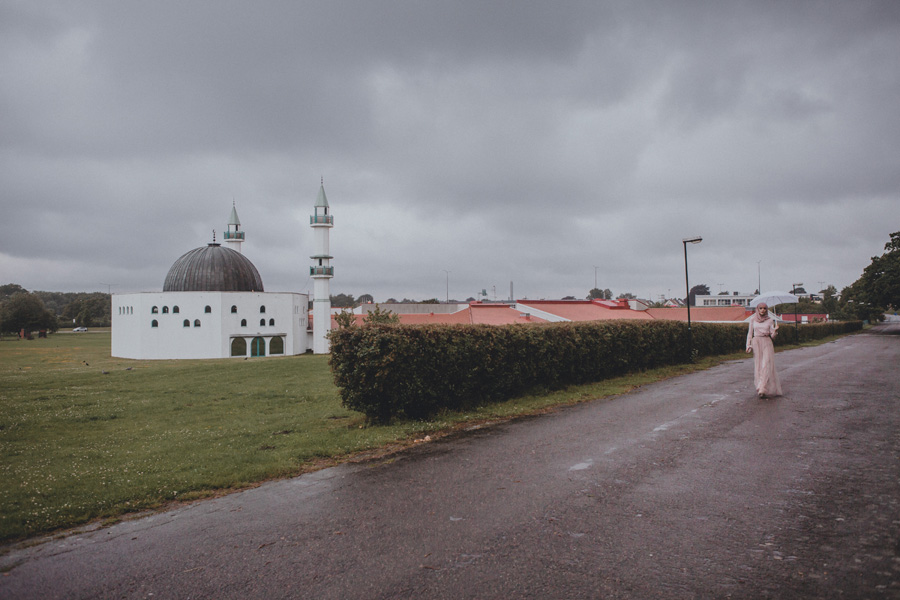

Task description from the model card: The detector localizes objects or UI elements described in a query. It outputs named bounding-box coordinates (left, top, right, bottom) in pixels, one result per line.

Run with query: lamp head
left=682, top=236, right=703, bottom=244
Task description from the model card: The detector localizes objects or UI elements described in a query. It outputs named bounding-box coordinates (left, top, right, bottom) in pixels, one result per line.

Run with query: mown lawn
left=2, top=328, right=837, bottom=543
left=2, top=331, right=418, bottom=542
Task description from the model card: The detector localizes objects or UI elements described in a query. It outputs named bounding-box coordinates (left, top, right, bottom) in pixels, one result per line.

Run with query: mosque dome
left=163, top=243, right=264, bottom=292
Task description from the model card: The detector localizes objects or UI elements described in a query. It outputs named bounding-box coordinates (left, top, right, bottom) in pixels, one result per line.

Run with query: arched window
left=260, top=318, right=266, bottom=326
left=173, top=306, right=180, bottom=314
left=162, top=306, right=169, bottom=314
left=269, top=318, right=275, bottom=326
left=194, top=319, right=201, bottom=327
left=151, top=319, right=158, bottom=328
left=241, top=319, right=247, bottom=327
left=204, top=306, right=212, bottom=314
left=260, top=305, right=266, bottom=313
left=269, top=336, right=284, bottom=355
left=183, top=319, right=190, bottom=327
left=231, top=338, right=247, bottom=357
left=231, top=305, right=238, bottom=313
left=151, top=306, right=159, bottom=314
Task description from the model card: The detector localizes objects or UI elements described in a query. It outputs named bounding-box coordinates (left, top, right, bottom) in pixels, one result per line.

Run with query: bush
left=329, top=319, right=863, bottom=423
left=771, top=320, right=862, bottom=346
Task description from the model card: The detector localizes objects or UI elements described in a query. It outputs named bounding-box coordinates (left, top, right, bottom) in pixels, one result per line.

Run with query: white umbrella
left=749, top=291, right=799, bottom=308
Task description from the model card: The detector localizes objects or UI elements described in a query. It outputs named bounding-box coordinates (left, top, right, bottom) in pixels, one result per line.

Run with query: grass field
left=0, top=328, right=836, bottom=544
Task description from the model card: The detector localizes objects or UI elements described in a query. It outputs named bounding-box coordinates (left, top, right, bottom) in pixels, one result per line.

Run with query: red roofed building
left=516, top=299, right=653, bottom=322
left=339, top=303, right=548, bottom=327
left=336, top=299, right=753, bottom=329
left=645, top=306, right=752, bottom=322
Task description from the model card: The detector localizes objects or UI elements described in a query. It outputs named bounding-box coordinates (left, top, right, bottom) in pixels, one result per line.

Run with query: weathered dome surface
left=163, top=244, right=264, bottom=292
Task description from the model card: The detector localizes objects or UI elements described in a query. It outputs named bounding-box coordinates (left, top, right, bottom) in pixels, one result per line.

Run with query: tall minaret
left=225, top=201, right=244, bottom=253
left=310, top=180, right=334, bottom=354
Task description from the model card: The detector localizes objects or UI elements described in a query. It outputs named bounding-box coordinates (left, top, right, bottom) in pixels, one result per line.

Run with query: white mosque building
left=111, top=184, right=334, bottom=359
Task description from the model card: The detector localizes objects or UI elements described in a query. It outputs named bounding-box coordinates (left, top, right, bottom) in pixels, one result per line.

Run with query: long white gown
left=746, top=317, right=783, bottom=397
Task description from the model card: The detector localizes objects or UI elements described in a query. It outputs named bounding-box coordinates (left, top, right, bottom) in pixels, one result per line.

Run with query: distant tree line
left=329, top=293, right=445, bottom=308
left=0, top=284, right=111, bottom=334
left=587, top=288, right=612, bottom=300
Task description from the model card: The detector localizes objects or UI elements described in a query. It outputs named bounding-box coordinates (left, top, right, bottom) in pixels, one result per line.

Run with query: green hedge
left=328, top=319, right=862, bottom=423
left=770, top=320, right=863, bottom=346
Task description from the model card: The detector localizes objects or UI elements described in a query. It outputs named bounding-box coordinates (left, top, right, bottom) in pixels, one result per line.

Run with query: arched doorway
left=231, top=338, right=247, bottom=357
left=251, top=337, right=266, bottom=357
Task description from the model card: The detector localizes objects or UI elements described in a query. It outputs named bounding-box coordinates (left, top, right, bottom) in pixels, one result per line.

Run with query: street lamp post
left=757, top=261, right=761, bottom=295
left=792, top=282, right=803, bottom=333
left=683, top=236, right=702, bottom=360
left=443, top=270, right=451, bottom=304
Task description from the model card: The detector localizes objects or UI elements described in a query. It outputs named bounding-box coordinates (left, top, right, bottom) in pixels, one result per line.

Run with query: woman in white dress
left=746, top=303, right=783, bottom=398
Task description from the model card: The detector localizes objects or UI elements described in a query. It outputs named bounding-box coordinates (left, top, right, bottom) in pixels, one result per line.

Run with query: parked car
left=73, top=327, right=88, bottom=332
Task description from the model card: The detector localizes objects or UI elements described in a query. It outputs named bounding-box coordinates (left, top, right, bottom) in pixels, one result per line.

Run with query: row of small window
left=234, top=305, right=268, bottom=314
left=242, top=319, right=276, bottom=327
left=151, top=319, right=202, bottom=328
left=118, top=307, right=134, bottom=315
left=150, top=305, right=270, bottom=314
left=152, top=306, right=188, bottom=314
left=149, top=318, right=277, bottom=328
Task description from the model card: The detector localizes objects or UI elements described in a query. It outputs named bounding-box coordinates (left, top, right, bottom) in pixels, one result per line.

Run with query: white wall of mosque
left=112, top=291, right=309, bottom=359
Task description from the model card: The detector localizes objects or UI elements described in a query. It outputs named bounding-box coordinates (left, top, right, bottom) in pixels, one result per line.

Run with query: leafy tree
left=0, top=283, right=28, bottom=300
left=833, top=285, right=858, bottom=321
left=688, top=284, right=710, bottom=307
left=363, top=305, right=400, bottom=326
left=60, top=295, right=111, bottom=327
left=334, top=309, right=356, bottom=329
left=617, top=292, right=636, bottom=300
left=0, top=293, right=59, bottom=334
left=357, top=293, right=375, bottom=304
left=793, top=297, right=824, bottom=314
left=330, top=293, right=356, bottom=308
left=862, top=231, right=900, bottom=310
left=587, top=288, right=612, bottom=300
left=420, top=298, right=440, bottom=304
left=842, top=231, right=900, bottom=321
left=821, top=285, right=839, bottom=316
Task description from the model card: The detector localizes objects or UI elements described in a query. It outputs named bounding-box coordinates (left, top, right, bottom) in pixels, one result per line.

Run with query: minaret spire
left=225, top=201, right=245, bottom=253
left=310, top=180, right=334, bottom=354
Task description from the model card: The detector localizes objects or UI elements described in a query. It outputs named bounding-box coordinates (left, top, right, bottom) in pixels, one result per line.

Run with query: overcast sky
left=2, top=1, right=899, bottom=303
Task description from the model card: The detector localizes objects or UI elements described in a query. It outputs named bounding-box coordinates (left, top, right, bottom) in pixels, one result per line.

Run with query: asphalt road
left=2, top=324, right=899, bottom=599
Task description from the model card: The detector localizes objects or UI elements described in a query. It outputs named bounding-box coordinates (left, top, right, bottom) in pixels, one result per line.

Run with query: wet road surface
left=2, top=324, right=898, bottom=599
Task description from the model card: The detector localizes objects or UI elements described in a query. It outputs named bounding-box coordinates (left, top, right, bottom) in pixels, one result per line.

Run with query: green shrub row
left=771, top=320, right=862, bottom=346
left=328, top=319, right=862, bottom=423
